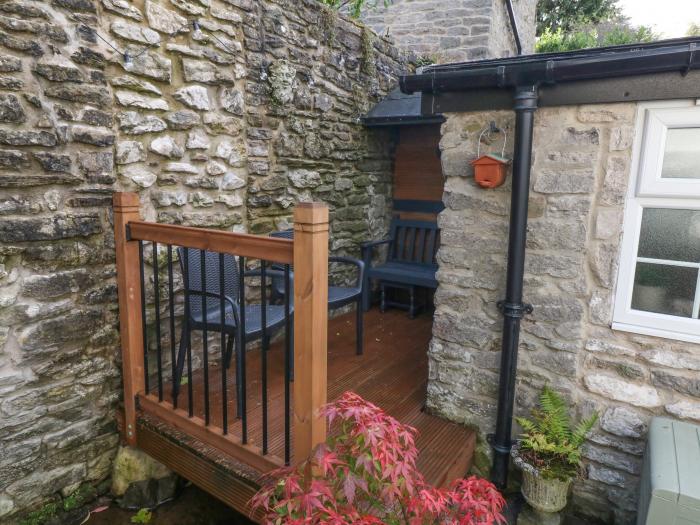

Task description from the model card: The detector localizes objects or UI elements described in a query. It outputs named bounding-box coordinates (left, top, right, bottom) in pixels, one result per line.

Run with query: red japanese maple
left=251, top=391, right=505, bottom=525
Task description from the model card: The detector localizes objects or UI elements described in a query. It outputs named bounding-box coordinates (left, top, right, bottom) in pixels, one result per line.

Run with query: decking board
left=137, top=308, right=475, bottom=517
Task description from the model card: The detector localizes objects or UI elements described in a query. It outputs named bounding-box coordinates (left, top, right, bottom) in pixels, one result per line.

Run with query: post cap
left=293, top=201, right=329, bottom=225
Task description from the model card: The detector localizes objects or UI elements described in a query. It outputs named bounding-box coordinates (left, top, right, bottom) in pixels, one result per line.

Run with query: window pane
left=661, top=128, right=700, bottom=179
left=631, top=262, right=696, bottom=317
left=638, top=208, right=700, bottom=263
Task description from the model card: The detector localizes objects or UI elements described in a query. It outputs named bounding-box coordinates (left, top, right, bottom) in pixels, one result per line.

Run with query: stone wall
left=0, top=0, right=407, bottom=519
left=0, top=0, right=122, bottom=520
left=362, top=0, right=537, bottom=63
left=432, top=103, right=700, bottom=524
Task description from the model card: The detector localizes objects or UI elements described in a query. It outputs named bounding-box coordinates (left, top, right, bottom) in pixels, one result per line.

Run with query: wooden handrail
left=292, top=203, right=329, bottom=461
left=128, top=220, right=293, bottom=264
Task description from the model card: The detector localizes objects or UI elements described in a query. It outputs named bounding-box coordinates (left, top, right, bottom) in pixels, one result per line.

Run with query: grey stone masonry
left=433, top=104, right=700, bottom=524
left=363, top=0, right=537, bottom=63
left=0, top=0, right=121, bottom=521
left=0, top=0, right=408, bottom=520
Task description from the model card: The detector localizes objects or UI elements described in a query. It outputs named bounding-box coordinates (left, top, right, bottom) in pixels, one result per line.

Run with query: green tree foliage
left=536, top=0, right=659, bottom=53
left=688, top=22, right=700, bottom=37
left=516, top=386, right=598, bottom=480
left=536, top=23, right=658, bottom=53
left=319, top=0, right=390, bottom=18
left=536, top=0, right=620, bottom=36
left=536, top=28, right=597, bottom=53
left=603, top=24, right=658, bottom=45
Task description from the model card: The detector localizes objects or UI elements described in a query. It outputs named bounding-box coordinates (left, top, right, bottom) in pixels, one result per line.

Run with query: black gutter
left=490, top=86, right=537, bottom=489
left=504, top=0, right=522, bottom=56
left=361, top=115, right=446, bottom=127
left=400, top=38, right=700, bottom=94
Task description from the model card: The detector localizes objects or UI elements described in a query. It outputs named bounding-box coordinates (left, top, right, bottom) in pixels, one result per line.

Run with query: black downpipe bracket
left=490, top=85, right=538, bottom=489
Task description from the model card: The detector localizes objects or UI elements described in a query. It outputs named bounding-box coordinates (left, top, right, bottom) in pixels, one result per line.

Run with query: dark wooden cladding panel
left=393, top=125, right=444, bottom=220
left=128, top=221, right=294, bottom=264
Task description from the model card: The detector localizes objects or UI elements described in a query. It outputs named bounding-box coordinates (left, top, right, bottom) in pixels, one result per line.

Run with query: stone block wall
left=0, top=0, right=122, bottom=519
left=362, top=0, right=537, bottom=63
left=432, top=103, right=700, bottom=524
left=0, top=0, right=407, bottom=519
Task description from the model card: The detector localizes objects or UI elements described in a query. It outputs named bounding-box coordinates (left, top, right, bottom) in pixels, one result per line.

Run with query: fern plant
left=516, top=386, right=598, bottom=480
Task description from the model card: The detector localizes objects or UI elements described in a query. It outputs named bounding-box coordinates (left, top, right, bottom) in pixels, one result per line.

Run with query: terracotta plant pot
left=511, top=444, right=572, bottom=513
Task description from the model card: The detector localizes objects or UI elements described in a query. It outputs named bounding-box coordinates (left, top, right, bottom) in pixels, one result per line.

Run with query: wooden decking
left=135, top=308, right=475, bottom=515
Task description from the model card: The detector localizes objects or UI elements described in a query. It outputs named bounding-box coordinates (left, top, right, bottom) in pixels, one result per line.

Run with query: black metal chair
left=173, top=248, right=292, bottom=414
left=269, top=229, right=365, bottom=355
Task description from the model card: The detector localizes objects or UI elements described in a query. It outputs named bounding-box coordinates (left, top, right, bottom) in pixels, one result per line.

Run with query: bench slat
left=426, top=229, right=437, bottom=265
left=405, top=227, right=416, bottom=262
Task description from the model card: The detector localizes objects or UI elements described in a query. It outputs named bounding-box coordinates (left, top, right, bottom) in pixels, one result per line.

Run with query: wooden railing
left=113, top=192, right=329, bottom=471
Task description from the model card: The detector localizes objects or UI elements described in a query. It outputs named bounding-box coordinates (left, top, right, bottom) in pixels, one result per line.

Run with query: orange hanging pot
left=471, top=153, right=511, bottom=189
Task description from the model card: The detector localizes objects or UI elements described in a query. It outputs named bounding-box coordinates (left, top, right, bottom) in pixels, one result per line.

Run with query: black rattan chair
left=269, top=229, right=365, bottom=355
left=173, top=248, right=292, bottom=414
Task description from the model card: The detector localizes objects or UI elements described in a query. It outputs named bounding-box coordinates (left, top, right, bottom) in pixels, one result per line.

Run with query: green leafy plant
left=18, top=503, right=58, bottom=525
left=131, top=508, right=153, bottom=524
left=516, top=386, right=598, bottom=480
left=360, top=26, right=376, bottom=75
left=319, top=0, right=391, bottom=18
left=62, top=484, right=97, bottom=512
left=415, top=54, right=438, bottom=67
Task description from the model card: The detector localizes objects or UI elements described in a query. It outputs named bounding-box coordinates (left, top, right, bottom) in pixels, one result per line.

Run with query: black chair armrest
left=329, top=256, right=364, bottom=288
left=186, top=291, right=240, bottom=323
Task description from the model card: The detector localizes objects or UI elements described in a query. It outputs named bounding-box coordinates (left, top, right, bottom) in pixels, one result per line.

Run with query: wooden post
left=114, top=192, right=145, bottom=446
left=293, top=202, right=329, bottom=461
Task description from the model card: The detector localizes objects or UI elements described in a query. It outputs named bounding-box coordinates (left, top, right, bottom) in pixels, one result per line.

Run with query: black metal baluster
left=138, top=241, right=149, bottom=395
left=219, top=253, right=228, bottom=435
left=239, top=256, right=247, bottom=444
left=200, top=250, right=210, bottom=426
left=284, top=263, right=291, bottom=465
left=152, top=241, right=163, bottom=401
left=261, top=261, right=268, bottom=455
left=167, top=246, right=177, bottom=407
left=183, top=248, right=194, bottom=417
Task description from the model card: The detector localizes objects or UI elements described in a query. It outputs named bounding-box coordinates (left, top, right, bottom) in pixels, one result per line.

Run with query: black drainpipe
left=504, top=0, right=522, bottom=56
left=490, top=85, right=538, bottom=489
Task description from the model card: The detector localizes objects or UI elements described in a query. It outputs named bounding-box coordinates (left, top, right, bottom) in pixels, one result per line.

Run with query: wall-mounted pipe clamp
left=497, top=300, right=533, bottom=319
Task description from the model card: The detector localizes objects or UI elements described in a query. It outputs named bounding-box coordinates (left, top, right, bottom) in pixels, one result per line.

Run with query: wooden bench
left=361, top=206, right=441, bottom=318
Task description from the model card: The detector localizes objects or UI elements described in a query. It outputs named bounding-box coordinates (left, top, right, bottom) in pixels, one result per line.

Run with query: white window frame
left=612, top=100, right=700, bottom=344
left=637, top=107, right=700, bottom=197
